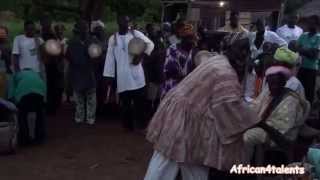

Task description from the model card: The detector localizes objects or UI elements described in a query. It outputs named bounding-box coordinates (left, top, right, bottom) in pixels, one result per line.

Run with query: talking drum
left=44, top=40, right=62, bottom=56
left=88, top=43, right=103, bottom=59
left=128, top=37, right=146, bottom=56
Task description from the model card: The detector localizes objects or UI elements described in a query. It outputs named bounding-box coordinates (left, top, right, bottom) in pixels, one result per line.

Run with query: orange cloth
left=176, top=23, right=195, bottom=38
left=254, top=77, right=263, bottom=98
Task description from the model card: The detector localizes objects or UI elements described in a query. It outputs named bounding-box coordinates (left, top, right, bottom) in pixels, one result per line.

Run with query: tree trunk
left=79, top=0, right=105, bottom=21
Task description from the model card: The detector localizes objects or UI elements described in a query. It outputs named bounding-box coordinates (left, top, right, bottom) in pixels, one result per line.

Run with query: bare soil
left=0, top=104, right=153, bottom=180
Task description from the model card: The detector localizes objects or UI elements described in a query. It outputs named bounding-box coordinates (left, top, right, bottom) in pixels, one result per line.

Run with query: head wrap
left=176, top=23, right=195, bottom=38
left=265, top=66, right=292, bottom=78
left=91, top=20, right=105, bottom=32
left=274, top=47, right=299, bottom=66
left=0, top=26, right=8, bottom=40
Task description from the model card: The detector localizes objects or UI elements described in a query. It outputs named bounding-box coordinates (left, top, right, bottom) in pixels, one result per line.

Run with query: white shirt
left=249, top=31, right=288, bottom=59
left=276, top=25, right=303, bottom=43
left=103, top=30, right=154, bottom=93
left=12, top=35, right=43, bottom=72
left=286, top=76, right=305, bottom=98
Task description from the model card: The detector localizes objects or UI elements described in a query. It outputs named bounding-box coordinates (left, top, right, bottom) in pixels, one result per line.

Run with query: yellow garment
left=218, top=24, right=249, bottom=33
left=274, top=47, right=299, bottom=65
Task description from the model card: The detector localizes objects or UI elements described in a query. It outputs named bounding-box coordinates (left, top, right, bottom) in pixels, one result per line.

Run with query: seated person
left=244, top=66, right=310, bottom=161
left=8, top=69, right=47, bottom=145
left=253, top=47, right=306, bottom=110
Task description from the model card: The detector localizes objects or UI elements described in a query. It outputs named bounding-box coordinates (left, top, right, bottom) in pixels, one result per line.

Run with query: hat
left=265, top=66, right=292, bottom=78
left=274, top=47, right=299, bottom=66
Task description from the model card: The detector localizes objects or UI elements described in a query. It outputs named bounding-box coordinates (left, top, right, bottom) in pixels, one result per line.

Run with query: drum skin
left=128, top=37, right=146, bottom=56
left=88, top=43, right=103, bottom=59
left=44, top=40, right=62, bottom=56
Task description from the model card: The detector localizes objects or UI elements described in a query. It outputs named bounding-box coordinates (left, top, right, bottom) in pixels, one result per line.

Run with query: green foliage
left=284, top=0, right=311, bottom=15
left=107, top=0, right=149, bottom=18
left=142, top=0, right=162, bottom=22
left=106, top=0, right=162, bottom=22
left=2, top=0, right=162, bottom=23
left=1, top=19, right=23, bottom=46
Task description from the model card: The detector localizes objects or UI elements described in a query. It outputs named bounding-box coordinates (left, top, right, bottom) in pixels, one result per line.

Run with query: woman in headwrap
left=160, top=23, right=198, bottom=98
left=144, top=33, right=260, bottom=180
left=244, top=65, right=310, bottom=161
left=273, top=47, right=305, bottom=98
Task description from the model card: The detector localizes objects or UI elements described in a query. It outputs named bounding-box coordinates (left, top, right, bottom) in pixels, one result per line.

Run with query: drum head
left=45, top=40, right=62, bottom=56
left=128, top=37, right=146, bottom=55
left=88, top=43, right=103, bottom=59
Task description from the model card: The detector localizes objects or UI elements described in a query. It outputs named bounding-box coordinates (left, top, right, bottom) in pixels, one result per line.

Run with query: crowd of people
left=0, top=10, right=320, bottom=179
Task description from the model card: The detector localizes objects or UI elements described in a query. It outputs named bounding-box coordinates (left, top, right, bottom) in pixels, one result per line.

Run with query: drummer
left=40, top=16, right=64, bottom=115
left=66, top=20, right=97, bottom=125
left=91, top=24, right=108, bottom=116
left=103, top=15, right=154, bottom=132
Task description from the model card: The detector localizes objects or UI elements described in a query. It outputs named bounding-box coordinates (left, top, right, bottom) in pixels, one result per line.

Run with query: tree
left=284, top=0, right=311, bottom=15
left=107, top=0, right=149, bottom=18
left=79, top=0, right=106, bottom=21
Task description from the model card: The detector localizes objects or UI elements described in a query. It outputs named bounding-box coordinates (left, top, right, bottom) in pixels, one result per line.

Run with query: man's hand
left=132, top=53, right=146, bottom=65
left=105, top=77, right=114, bottom=86
left=104, top=77, right=115, bottom=104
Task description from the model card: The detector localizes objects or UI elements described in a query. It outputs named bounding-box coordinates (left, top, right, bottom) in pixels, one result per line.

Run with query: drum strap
left=113, top=29, right=136, bottom=47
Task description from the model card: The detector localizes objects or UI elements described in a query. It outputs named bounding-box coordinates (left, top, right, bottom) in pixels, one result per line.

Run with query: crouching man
left=8, top=69, right=46, bottom=145
left=144, top=33, right=259, bottom=180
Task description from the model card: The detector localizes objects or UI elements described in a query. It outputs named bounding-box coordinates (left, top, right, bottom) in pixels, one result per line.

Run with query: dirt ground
left=0, top=104, right=153, bottom=180
left=0, top=102, right=317, bottom=180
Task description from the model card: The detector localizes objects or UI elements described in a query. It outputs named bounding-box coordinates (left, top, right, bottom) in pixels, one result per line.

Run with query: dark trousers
left=95, top=61, right=106, bottom=115
left=119, top=87, right=146, bottom=130
left=17, top=93, right=45, bottom=145
left=298, top=68, right=317, bottom=104
left=46, top=63, right=64, bottom=115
